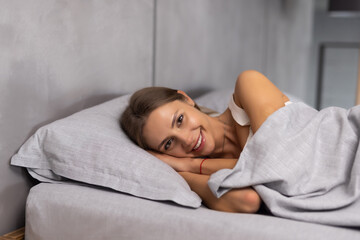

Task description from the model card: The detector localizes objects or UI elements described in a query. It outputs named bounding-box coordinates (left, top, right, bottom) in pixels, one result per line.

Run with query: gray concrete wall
left=155, top=0, right=314, bottom=101
left=0, top=0, right=154, bottom=234
left=0, top=0, right=314, bottom=234
left=264, top=0, right=314, bottom=103
left=155, top=0, right=267, bottom=91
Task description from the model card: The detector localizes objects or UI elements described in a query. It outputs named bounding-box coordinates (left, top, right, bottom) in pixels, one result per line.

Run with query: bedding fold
left=208, top=102, right=360, bottom=227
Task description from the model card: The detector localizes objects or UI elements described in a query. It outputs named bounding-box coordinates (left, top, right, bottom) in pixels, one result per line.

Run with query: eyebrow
left=157, top=110, right=179, bottom=150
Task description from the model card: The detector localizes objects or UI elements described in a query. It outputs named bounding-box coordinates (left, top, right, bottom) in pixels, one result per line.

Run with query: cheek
left=205, top=132, right=215, bottom=151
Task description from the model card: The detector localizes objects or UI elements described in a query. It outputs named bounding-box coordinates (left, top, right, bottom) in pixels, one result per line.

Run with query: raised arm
left=233, top=70, right=289, bottom=133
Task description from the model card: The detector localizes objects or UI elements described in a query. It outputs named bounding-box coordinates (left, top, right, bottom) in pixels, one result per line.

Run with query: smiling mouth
left=192, top=130, right=205, bottom=152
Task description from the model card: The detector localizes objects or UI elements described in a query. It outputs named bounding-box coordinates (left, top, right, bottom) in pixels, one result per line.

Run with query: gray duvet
left=209, top=102, right=360, bottom=227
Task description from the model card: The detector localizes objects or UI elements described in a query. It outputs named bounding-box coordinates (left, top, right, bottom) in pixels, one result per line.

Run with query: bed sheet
left=26, top=183, right=360, bottom=240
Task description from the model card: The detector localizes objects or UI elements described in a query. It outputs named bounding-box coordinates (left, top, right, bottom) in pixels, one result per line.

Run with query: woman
left=121, top=70, right=290, bottom=213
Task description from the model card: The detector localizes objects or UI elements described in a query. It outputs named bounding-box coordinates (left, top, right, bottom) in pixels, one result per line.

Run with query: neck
left=211, top=110, right=240, bottom=158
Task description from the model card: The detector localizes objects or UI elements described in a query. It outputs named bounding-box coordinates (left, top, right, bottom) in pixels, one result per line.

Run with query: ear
left=177, top=90, right=195, bottom=106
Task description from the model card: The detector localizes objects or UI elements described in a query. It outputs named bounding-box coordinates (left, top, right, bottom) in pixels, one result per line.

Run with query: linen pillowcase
left=11, top=94, right=202, bottom=208
left=195, top=89, right=301, bottom=113
left=195, top=89, right=232, bottom=113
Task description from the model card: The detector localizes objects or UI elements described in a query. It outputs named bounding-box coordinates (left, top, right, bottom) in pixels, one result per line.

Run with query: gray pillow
left=11, top=95, right=202, bottom=208
left=195, top=89, right=233, bottom=113
left=195, top=89, right=301, bottom=113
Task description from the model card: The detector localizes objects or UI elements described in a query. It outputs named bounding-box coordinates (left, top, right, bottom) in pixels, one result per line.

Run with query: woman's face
left=142, top=100, right=217, bottom=158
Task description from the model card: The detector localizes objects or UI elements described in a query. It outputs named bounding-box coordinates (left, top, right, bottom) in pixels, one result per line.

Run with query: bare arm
left=148, top=151, right=237, bottom=175
left=146, top=70, right=288, bottom=213
left=179, top=172, right=261, bottom=213
left=148, top=151, right=261, bottom=213
left=234, top=70, right=289, bottom=133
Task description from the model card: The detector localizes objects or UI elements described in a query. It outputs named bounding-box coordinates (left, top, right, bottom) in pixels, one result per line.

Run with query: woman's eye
left=177, top=114, right=183, bottom=126
left=164, top=138, right=173, bottom=150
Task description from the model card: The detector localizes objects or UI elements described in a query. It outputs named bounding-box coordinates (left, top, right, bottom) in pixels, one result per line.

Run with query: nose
left=175, top=130, right=194, bottom=150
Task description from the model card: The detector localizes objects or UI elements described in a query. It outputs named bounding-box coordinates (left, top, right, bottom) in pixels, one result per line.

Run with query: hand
left=148, top=151, right=195, bottom=172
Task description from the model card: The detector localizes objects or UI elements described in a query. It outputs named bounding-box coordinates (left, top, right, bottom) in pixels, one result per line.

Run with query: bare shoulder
left=233, top=70, right=289, bottom=132
left=234, top=70, right=282, bottom=99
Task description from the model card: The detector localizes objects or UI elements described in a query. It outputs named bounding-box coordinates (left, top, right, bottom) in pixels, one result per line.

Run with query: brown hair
left=120, top=87, right=200, bottom=150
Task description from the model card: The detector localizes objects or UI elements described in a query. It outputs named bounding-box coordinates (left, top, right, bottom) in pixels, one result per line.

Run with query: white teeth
left=193, top=133, right=202, bottom=150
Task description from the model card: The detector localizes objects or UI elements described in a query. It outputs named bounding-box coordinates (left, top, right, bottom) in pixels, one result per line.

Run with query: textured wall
left=264, top=0, right=314, bottom=103
left=154, top=0, right=313, bottom=100
left=0, top=0, right=154, bottom=234
left=155, top=0, right=267, bottom=92
left=0, top=0, right=314, bottom=234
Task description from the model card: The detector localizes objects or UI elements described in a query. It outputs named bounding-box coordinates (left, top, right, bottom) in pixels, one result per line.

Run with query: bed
left=3, top=0, right=360, bottom=238
left=25, top=183, right=360, bottom=240
left=10, top=90, right=360, bottom=239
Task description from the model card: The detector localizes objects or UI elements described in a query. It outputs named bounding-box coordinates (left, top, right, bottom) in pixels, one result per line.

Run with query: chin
left=200, top=145, right=214, bottom=157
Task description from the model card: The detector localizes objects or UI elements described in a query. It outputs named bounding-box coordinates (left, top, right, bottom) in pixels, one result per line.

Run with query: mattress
left=26, top=183, right=360, bottom=240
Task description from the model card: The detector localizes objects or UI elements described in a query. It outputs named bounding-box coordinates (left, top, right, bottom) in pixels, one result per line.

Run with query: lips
left=192, top=130, right=205, bottom=152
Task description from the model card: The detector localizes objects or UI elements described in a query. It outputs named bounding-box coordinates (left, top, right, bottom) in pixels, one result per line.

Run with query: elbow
left=240, top=190, right=261, bottom=213
left=217, top=188, right=262, bottom=214
left=229, top=188, right=262, bottom=213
